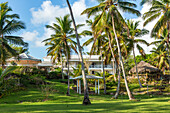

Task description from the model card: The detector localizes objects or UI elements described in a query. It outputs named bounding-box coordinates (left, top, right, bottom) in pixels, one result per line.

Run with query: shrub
left=47, top=71, right=62, bottom=79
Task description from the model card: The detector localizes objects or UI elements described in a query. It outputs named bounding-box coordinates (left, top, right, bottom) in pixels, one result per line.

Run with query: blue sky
left=1, top=0, right=156, bottom=60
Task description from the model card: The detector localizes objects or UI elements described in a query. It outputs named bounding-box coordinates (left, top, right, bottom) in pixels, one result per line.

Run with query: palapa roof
left=70, top=75, right=103, bottom=80
left=129, top=61, right=160, bottom=74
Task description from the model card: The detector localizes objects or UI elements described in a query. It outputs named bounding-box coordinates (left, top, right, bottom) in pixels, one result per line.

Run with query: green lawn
left=0, top=80, right=169, bottom=113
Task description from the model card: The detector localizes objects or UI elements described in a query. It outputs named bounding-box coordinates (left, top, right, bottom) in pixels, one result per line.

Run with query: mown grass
left=0, top=79, right=169, bottom=113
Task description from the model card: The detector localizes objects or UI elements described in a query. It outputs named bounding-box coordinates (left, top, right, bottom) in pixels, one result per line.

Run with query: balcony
left=89, top=65, right=112, bottom=68
left=63, top=65, right=113, bottom=69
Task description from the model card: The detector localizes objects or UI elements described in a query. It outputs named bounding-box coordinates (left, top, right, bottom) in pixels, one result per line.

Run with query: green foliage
left=70, top=63, right=88, bottom=77
left=0, top=2, right=28, bottom=65
left=0, top=66, right=18, bottom=81
left=47, top=71, right=62, bottom=79
left=0, top=67, right=50, bottom=98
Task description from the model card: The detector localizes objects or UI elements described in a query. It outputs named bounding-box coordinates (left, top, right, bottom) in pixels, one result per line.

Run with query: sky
left=1, top=0, right=158, bottom=60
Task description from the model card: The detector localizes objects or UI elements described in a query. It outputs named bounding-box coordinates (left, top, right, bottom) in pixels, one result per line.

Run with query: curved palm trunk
left=101, top=50, right=106, bottom=94
left=111, top=14, right=134, bottom=100
left=114, top=63, right=121, bottom=99
left=66, top=0, right=91, bottom=105
left=132, top=46, right=143, bottom=88
left=107, top=32, right=117, bottom=81
left=65, top=47, right=70, bottom=96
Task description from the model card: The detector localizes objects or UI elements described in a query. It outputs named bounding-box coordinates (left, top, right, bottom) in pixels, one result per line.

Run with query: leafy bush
left=46, top=71, right=62, bottom=79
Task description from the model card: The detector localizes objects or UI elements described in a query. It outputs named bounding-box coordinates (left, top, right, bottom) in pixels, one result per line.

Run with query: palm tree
left=66, top=0, right=91, bottom=105
left=151, top=47, right=169, bottom=72
left=142, top=0, right=170, bottom=70
left=0, top=2, right=27, bottom=68
left=83, top=18, right=108, bottom=94
left=150, top=28, right=169, bottom=70
left=43, top=14, right=78, bottom=96
left=81, top=0, right=140, bottom=100
left=44, top=39, right=64, bottom=79
left=126, top=20, right=149, bottom=88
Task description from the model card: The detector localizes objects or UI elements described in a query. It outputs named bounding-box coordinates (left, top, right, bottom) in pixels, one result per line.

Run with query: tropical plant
left=151, top=47, right=169, bottom=71
left=83, top=18, right=108, bottom=94
left=81, top=0, right=141, bottom=100
left=126, top=19, right=149, bottom=88
left=66, top=0, right=91, bottom=105
left=142, top=0, right=169, bottom=37
left=150, top=28, right=170, bottom=71
left=0, top=66, right=18, bottom=81
left=43, top=14, right=78, bottom=96
left=0, top=2, right=27, bottom=68
left=142, top=0, right=170, bottom=70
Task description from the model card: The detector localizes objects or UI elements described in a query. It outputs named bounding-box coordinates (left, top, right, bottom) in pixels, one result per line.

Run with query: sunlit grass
left=0, top=80, right=169, bottom=113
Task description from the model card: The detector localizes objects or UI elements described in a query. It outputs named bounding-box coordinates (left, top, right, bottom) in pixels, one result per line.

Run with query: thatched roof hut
left=129, top=61, right=160, bottom=74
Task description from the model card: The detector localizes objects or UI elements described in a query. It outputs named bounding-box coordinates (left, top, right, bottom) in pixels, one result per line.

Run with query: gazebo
left=129, top=61, right=160, bottom=81
left=129, top=61, right=160, bottom=74
left=70, top=75, right=103, bottom=94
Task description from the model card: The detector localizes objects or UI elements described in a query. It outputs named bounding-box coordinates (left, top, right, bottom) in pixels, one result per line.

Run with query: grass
left=0, top=79, right=169, bottom=113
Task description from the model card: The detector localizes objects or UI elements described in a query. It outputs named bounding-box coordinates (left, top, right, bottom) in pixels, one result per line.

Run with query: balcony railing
left=89, top=65, right=112, bottom=68
left=63, top=65, right=113, bottom=69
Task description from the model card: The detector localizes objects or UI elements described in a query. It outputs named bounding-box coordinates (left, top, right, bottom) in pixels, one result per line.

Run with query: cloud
left=28, top=0, right=90, bottom=47
left=132, top=3, right=159, bottom=55
left=21, top=30, right=39, bottom=41
left=30, top=0, right=87, bottom=25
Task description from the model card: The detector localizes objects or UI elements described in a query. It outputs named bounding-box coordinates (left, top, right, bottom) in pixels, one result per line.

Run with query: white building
left=42, top=55, right=114, bottom=74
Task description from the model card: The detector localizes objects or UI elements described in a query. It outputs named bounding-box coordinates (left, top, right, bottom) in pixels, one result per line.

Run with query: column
left=79, top=79, right=81, bottom=94
left=77, top=80, right=78, bottom=93
left=98, top=79, right=100, bottom=94
left=95, top=80, right=97, bottom=94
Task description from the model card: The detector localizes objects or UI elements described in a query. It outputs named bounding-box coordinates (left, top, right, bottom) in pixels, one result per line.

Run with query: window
left=92, top=71, right=95, bottom=74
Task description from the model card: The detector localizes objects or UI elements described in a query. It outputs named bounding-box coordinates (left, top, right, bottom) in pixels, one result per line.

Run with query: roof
left=129, top=61, right=160, bottom=74
left=8, top=53, right=41, bottom=61
left=70, top=75, right=103, bottom=80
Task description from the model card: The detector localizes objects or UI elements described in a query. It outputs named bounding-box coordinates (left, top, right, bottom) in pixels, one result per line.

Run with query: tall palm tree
left=126, top=20, right=149, bottom=88
left=142, top=0, right=170, bottom=70
left=83, top=34, right=107, bottom=94
left=44, top=39, right=64, bottom=79
left=0, top=2, right=27, bottom=68
left=66, top=0, right=91, bottom=105
left=81, top=0, right=140, bottom=100
left=83, top=18, right=108, bottom=94
left=43, top=14, right=78, bottom=96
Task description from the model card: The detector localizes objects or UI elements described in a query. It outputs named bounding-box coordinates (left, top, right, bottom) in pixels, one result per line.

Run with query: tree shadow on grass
left=0, top=100, right=170, bottom=113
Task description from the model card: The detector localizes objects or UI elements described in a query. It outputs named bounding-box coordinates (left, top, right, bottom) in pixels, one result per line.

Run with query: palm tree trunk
left=167, top=21, right=170, bottom=70
left=101, top=50, right=106, bottom=94
left=107, top=32, right=117, bottom=81
left=132, top=46, right=143, bottom=88
left=1, top=34, right=5, bottom=69
left=66, top=0, right=91, bottom=105
left=65, top=46, right=70, bottom=96
left=60, top=52, right=64, bottom=79
left=111, top=13, right=134, bottom=100
left=114, top=62, right=121, bottom=99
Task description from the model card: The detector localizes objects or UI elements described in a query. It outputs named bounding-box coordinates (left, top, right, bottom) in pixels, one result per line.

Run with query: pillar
left=98, top=79, right=100, bottom=94
left=95, top=80, right=97, bottom=94
left=79, top=79, right=81, bottom=94
left=77, top=80, right=78, bottom=93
